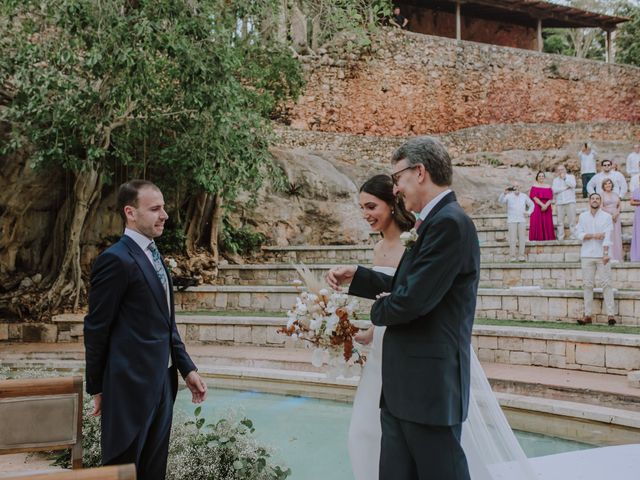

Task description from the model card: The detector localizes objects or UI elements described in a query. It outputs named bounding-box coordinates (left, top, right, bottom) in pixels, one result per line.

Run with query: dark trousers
left=582, top=173, right=595, bottom=198
left=106, top=368, right=174, bottom=480
left=379, top=406, right=470, bottom=480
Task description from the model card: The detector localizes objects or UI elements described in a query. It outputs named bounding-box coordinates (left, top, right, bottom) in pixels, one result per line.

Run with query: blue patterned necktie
left=148, top=242, right=169, bottom=292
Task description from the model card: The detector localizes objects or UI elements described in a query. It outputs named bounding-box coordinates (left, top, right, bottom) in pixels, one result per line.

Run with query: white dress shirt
left=124, top=228, right=172, bottom=367
left=417, top=188, right=452, bottom=222
left=575, top=209, right=613, bottom=258
left=627, top=152, right=640, bottom=176
left=579, top=150, right=597, bottom=174
left=630, top=175, right=640, bottom=196
left=586, top=171, right=628, bottom=198
left=498, top=192, right=535, bottom=223
left=551, top=175, right=577, bottom=205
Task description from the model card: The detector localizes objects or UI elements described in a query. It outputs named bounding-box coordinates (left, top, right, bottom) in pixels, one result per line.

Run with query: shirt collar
left=418, top=189, right=452, bottom=221
left=124, top=227, right=154, bottom=252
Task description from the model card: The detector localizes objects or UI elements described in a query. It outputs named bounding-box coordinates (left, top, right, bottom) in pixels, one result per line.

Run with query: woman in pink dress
left=529, top=171, right=556, bottom=241
left=601, top=178, right=623, bottom=262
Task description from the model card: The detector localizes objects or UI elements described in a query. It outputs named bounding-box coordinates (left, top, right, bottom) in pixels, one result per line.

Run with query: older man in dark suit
left=328, top=137, right=479, bottom=480
left=84, top=180, right=207, bottom=480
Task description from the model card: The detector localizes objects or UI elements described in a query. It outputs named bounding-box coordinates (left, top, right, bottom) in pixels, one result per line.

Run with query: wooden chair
left=0, top=464, right=136, bottom=479
left=0, top=377, right=83, bottom=469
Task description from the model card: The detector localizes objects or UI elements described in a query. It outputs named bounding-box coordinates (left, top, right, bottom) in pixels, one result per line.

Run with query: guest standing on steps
left=552, top=165, right=577, bottom=240
left=529, top=171, right=556, bottom=241
left=575, top=193, right=616, bottom=326
left=498, top=184, right=534, bottom=262
left=579, top=143, right=597, bottom=198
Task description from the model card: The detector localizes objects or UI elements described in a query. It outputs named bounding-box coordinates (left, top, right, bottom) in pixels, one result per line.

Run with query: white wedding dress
left=347, top=266, right=537, bottom=480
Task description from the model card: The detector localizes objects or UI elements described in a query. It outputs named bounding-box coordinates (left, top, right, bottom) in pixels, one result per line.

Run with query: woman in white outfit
left=347, top=174, right=414, bottom=480
left=347, top=175, right=537, bottom=480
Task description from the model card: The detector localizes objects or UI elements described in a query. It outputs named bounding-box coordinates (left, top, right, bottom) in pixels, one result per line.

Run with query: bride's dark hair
left=360, top=174, right=415, bottom=232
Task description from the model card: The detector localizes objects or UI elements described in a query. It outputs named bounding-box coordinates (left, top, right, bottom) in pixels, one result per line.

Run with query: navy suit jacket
left=349, top=192, right=480, bottom=426
left=84, top=235, right=196, bottom=462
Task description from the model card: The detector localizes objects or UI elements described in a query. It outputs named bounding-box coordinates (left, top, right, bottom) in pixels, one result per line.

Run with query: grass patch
left=178, top=311, right=640, bottom=336
left=476, top=318, right=640, bottom=335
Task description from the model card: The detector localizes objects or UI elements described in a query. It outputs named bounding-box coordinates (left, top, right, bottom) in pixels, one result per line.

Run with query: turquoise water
left=175, top=388, right=592, bottom=480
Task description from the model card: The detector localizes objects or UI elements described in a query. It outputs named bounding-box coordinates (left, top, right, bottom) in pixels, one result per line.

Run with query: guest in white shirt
left=498, top=184, right=534, bottom=262
left=574, top=193, right=615, bottom=326
left=627, top=145, right=640, bottom=177
left=579, top=143, right=597, bottom=198
left=552, top=165, right=577, bottom=240
left=586, top=159, right=627, bottom=198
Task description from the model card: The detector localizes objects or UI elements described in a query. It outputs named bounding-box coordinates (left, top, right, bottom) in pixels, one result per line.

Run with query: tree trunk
left=39, top=167, right=101, bottom=313
left=184, top=192, right=207, bottom=255
left=207, top=195, right=224, bottom=264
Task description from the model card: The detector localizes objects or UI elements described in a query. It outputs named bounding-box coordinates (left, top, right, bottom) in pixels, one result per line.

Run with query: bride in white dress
left=348, top=175, right=537, bottom=480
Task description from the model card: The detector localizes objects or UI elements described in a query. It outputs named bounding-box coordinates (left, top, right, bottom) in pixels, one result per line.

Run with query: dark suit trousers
left=106, top=368, right=175, bottom=480
left=379, top=406, right=470, bottom=480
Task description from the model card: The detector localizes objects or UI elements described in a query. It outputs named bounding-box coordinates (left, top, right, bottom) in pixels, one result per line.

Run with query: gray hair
left=391, top=136, right=452, bottom=186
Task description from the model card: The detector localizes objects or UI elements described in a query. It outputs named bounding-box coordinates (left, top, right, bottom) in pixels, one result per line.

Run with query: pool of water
left=175, top=388, right=593, bottom=480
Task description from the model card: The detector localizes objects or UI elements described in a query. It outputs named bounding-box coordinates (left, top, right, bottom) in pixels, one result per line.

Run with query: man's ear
left=417, top=164, right=429, bottom=184
left=124, top=205, right=135, bottom=223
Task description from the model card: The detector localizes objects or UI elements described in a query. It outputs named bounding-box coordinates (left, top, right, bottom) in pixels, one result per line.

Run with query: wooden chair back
left=0, top=377, right=84, bottom=469
left=0, top=464, right=136, bottom=479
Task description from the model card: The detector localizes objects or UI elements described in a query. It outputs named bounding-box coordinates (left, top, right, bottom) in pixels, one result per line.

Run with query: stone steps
left=13, top=320, right=640, bottom=377
left=260, top=241, right=634, bottom=264
left=476, top=222, right=635, bottom=243
left=216, top=262, right=640, bottom=290
left=471, top=210, right=635, bottom=229
left=172, top=285, right=640, bottom=326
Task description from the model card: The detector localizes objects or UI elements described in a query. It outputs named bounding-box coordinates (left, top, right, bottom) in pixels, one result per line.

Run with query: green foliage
left=543, top=29, right=575, bottom=56
left=306, top=0, right=394, bottom=50
left=167, top=408, right=291, bottom=480
left=156, top=221, right=188, bottom=255
left=616, top=4, right=640, bottom=67
left=0, top=0, right=303, bottom=256
left=220, top=218, right=267, bottom=256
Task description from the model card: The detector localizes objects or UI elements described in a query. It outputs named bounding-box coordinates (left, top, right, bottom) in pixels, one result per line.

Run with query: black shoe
left=608, top=317, right=616, bottom=326
left=577, top=316, right=592, bottom=325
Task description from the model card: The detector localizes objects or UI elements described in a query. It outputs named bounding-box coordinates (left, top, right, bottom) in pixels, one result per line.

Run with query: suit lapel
left=392, top=192, right=457, bottom=289
left=121, top=236, right=171, bottom=322
left=417, top=191, right=456, bottom=236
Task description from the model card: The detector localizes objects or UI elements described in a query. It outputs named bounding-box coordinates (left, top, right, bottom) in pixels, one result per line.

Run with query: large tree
left=615, top=2, right=640, bottom=66
left=0, top=0, right=303, bottom=315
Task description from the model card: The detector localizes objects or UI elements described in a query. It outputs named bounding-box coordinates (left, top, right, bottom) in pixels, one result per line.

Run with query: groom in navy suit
left=328, top=137, right=479, bottom=479
left=84, top=180, right=207, bottom=480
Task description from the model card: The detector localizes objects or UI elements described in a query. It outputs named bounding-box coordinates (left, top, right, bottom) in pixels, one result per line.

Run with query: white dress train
left=347, top=266, right=537, bottom=480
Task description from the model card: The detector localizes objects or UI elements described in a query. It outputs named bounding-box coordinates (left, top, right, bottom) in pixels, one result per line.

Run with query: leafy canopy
left=0, top=0, right=304, bottom=202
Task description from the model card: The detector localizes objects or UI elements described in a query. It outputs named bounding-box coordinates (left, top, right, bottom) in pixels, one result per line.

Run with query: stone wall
left=287, top=30, right=640, bottom=136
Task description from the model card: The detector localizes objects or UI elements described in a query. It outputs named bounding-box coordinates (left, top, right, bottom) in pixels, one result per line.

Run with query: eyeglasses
left=602, top=163, right=612, bottom=167
left=391, top=165, right=417, bottom=185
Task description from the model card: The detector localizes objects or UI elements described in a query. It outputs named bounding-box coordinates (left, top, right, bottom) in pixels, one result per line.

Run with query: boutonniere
left=165, top=257, right=178, bottom=272
left=400, top=228, right=418, bottom=249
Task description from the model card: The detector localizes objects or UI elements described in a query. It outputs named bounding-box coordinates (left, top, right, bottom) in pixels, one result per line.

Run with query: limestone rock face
left=235, top=148, right=369, bottom=247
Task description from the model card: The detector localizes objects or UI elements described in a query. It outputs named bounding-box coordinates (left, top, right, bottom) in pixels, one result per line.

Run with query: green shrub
left=167, top=408, right=291, bottom=480
left=220, top=219, right=267, bottom=256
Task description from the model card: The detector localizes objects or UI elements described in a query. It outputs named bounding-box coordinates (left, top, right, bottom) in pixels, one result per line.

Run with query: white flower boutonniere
left=165, top=257, right=178, bottom=272
left=400, top=228, right=418, bottom=249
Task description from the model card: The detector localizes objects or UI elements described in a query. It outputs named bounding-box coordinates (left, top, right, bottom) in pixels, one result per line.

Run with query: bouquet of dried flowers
left=278, top=265, right=364, bottom=378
